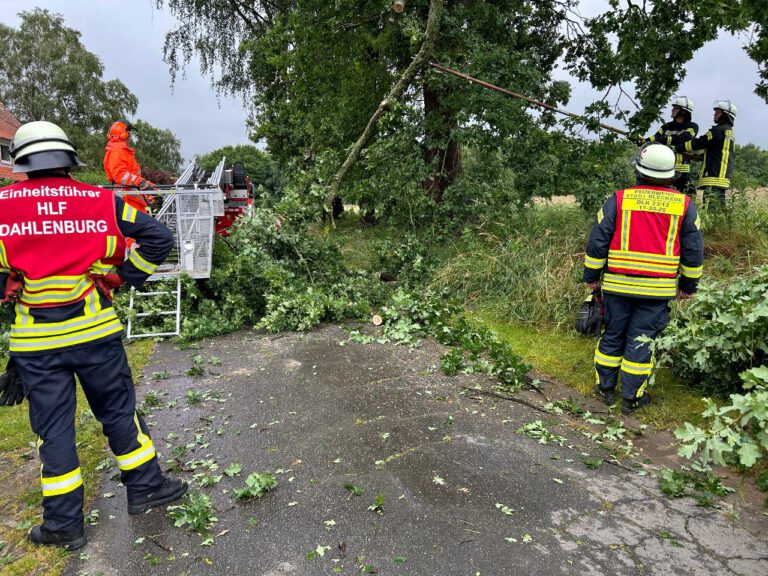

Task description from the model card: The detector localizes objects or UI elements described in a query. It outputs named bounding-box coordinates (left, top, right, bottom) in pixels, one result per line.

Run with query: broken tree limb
left=428, top=62, right=631, bottom=137
left=325, top=0, right=445, bottom=225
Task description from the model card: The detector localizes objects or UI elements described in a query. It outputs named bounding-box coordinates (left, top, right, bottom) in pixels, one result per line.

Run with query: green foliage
left=374, top=287, right=532, bottom=391
left=674, top=366, right=768, bottom=472
left=516, top=420, right=566, bottom=446
left=198, top=144, right=282, bottom=199
left=658, top=467, right=734, bottom=507
left=167, top=491, right=218, bottom=533
left=652, top=266, right=768, bottom=395
left=0, top=9, right=137, bottom=168
left=232, top=472, right=278, bottom=501
left=132, top=119, right=183, bottom=174
left=732, top=144, right=768, bottom=190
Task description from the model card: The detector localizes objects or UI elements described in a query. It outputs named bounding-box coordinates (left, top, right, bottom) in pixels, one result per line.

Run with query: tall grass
left=430, top=205, right=590, bottom=329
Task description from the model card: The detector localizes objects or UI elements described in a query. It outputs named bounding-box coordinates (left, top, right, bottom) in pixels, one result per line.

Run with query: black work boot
left=622, top=394, right=651, bottom=415
left=128, top=476, right=188, bottom=515
left=593, top=384, right=616, bottom=406
left=28, top=525, right=87, bottom=551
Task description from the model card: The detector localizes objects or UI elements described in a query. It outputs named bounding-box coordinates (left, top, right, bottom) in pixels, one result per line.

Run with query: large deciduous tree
left=157, top=0, right=767, bottom=206
left=0, top=9, right=137, bottom=166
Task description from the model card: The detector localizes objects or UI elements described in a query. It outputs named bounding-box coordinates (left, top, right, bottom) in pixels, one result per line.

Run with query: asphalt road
left=67, top=326, right=767, bottom=576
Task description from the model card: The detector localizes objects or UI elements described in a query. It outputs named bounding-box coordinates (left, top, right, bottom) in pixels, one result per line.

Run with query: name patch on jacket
left=622, top=188, right=685, bottom=216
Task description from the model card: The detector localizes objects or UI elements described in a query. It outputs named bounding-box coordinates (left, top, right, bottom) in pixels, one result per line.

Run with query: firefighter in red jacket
left=583, top=143, right=704, bottom=414
left=103, top=119, right=154, bottom=213
left=0, top=121, right=187, bottom=550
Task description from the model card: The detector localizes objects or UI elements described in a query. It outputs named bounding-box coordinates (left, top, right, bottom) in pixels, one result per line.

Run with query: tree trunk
left=325, top=0, right=445, bottom=225
left=421, top=82, right=461, bottom=203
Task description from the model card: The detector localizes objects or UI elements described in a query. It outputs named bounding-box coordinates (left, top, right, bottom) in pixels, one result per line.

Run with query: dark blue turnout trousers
left=14, top=338, right=162, bottom=532
left=594, top=294, right=671, bottom=401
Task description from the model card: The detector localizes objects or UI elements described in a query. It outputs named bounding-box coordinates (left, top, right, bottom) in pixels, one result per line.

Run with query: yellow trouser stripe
left=115, top=414, right=156, bottom=471
left=595, top=351, right=622, bottom=367
left=41, top=467, right=83, bottom=497
left=129, top=250, right=158, bottom=275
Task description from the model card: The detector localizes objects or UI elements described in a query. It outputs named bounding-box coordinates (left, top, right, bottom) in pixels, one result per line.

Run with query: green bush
left=675, top=366, right=768, bottom=473
left=652, top=266, right=768, bottom=395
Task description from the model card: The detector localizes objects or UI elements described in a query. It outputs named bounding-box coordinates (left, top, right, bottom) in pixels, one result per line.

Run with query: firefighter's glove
left=2, top=270, right=24, bottom=304
left=0, top=358, right=23, bottom=406
left=90, top=273, right=125, bottom=301
left=137, top=178, right=155, bottom=191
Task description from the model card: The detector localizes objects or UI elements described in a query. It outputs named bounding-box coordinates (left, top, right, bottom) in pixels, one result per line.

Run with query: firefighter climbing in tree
left=0, top=121, right=187, bottom=551
left=103, top=119, right=155, bottom=213
left=583, top=143, right=704, bottom=415
left=637, top=96, right=698, bottom=197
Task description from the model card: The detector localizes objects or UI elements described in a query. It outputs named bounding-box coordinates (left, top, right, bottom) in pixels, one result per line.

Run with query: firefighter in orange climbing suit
left=103, top=119, right=154, bottom=213
left=583, top=143, right=704, bottom=415
left=1, top=121, right=187, bottom=551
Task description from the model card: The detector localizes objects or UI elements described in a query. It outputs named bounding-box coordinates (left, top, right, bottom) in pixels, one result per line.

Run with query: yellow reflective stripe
left=602, top=284, right=677, bottom=298
left=115, top=417, right=155, bottom=472
left=698, top=177, right=730, bottom=188
left=595, top=351, right=622, bottom=367
left=706, top=131, right=713, bottom=141
left=105, top=235, right=117, bottom=258
left=604, top=273, right=677, bottom=286
left=21, top=283, right=92, bottom=305
left=665, top=215, right=679, bottom=256
left=603, top=273, right=677, bottom=298
left=0, top=240, right=8, bottom=269
left=621, top=211, right=631, bottom=251
left=129, top=250, right=158, bottom=275
left=9, top=317, right=123, bottom=352
left=84, top=289, right=100, bottom=316
left=622, top=358, right=653, bottom=371
left=719, top=131, right=732, bottom=179
left=694, top=214, right=701, bottom=230
left=608, top=259, right=678, bottom=274
left=585, top=255, right=606, bottom=270
left=14, top=304, right=33, bottom=326
left=122, top=202, right=138, bottom=223
left=24, top=275, right=85, bottom=289
left=675, top=162, right=690, bottom=173
left=89, top=261, right=115, bottom=275
left=680, top=264, right=703, bottom=278
left=608, top=250, right=679, bottom=264
left=41, top=467, right=83, bottom=497
left=11, top=308, right=119, bottom=336
left=684, top=141, right=693, bottom=153
left=621, top=363, right=653, bottom=376
left=597, top=208, right=604, bottom=224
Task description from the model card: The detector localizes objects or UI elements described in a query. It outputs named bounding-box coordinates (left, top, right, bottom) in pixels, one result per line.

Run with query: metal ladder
left=123, top=157, right=226, bottom=339
left=126, top=277, right=182, bottom=339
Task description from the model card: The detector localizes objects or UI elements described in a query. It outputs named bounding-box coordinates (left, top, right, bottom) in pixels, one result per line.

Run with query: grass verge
left=0, top=339, right=154, bottom=576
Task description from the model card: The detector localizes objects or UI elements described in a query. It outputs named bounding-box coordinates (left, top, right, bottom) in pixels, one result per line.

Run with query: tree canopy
left=0, top=8, right=182, bottom=176
left=155, top=0, right=766, bottom=217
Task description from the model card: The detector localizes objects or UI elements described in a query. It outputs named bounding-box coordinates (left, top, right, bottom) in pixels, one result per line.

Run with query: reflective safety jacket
left=647, top=120, right=698, bottom=174
left=0, top=176, right=174, bottom=353
left=583, top=185, right=704, bottom=299
left=677, top=119, right=735, bottom=189
left=103, top=140, right=149, bottom=212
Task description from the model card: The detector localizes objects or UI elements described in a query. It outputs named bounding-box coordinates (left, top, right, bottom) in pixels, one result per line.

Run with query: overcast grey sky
left=1, top=0, right=766, bottom=160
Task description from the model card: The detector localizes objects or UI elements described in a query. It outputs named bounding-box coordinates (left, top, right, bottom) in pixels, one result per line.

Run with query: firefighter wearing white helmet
left=582, top=142, right=703, bottom=415
left=675, top=100, right=736, bottom=208
left=637, top=96, right=698, bottom=196
left=0, top=121, right=187, bottom=551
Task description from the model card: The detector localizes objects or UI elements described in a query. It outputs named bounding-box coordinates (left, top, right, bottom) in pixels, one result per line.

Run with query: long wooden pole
left=428, top=62, right=631, bottom=137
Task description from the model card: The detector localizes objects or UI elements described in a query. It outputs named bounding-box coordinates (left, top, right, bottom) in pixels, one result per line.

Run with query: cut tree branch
left=325, top=0, right=445, bottom=225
